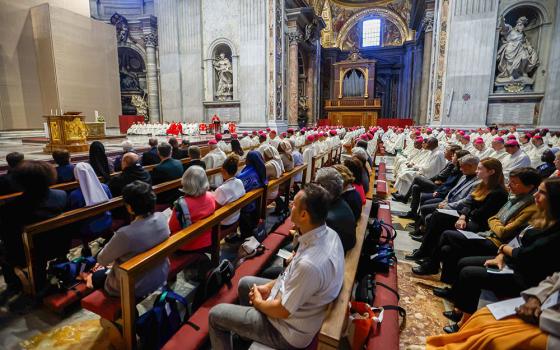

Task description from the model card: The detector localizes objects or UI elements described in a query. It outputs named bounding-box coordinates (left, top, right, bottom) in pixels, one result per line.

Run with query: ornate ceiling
left=317, top=0, right=413, bottom=50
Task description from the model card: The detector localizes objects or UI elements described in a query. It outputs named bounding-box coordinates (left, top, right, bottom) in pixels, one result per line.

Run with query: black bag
left=364, top=219, right=397, bottom=249
left=192, top=259, right=235, bottom=310
left=46, top=256, right=97, bottom=290
left=355, top=274, right=401, bottom=305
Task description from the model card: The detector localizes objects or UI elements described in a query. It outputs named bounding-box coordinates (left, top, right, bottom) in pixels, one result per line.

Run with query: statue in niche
left=120, top=71, right=141, bottom=91
left=110, top=13, right=129, bottom=43
left=495, top=16, right=539, bottom=92
left=213, top=53, right=234, bottom=101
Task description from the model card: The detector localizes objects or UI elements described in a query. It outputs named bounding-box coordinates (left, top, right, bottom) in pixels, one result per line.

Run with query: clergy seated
left=384, top=128, right=406, bottom=155
left=392, top=137, right=426, bottom=177
left=202, top=140, right=227, bottom=189
left=503, top=140, right=531, bottom=181
left=393, top=137, right=447, bottom=196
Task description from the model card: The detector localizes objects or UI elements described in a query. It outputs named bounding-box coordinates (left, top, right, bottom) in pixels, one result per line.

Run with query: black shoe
left=412, top=262, right=439, bottom=275
left=398, top=211, right=416, bottom=219
left=443, top=323, right=460, bottom=334
left=224, top=234, right=243, bottom=244
left=410, top=234, right=424, bottom=243
left=433, top=287, right=454, bottom=300
left=443, top=310, right=463, bottom=322
left=391, top=193, right=401, bottom=201
left=404, top=249, right=425, bottom=261
left=392, top=194, right=408, bottom=203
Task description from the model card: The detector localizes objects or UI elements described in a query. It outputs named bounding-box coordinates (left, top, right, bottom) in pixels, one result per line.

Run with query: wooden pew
left=317, top=200, right=372, bottom=349
left=19, top=166, right=223, bottom=296
left=106, top=165, right=306, bottom=350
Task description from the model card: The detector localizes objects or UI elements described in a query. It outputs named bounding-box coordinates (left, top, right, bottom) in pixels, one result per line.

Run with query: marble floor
left=0, top=129, right=221, bottom=167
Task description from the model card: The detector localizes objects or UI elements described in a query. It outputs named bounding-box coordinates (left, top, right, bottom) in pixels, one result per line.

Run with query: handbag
left=46, top=256, right=97, bottom=290
left=137, top=288, right=196, bottom=349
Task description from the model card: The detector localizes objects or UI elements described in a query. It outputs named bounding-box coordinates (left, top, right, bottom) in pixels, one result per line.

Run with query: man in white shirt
left=209, top=184, right=344, bottom=350
left=472, top=137, right=493, bottom=159
left=268, top=130, right=280, bottom=149
left=202, top=140, right=227, bottom=189
left=213, top=155, right=246, bottom=227
left=240, top=131, right=252, bottom=150
left=527, top=135, right=549, bottom=168
left=503, top=140, right=531, bottom=180
left=519, top=133, right=533, bottom=153
left=488, top=137, right=508, bottom=162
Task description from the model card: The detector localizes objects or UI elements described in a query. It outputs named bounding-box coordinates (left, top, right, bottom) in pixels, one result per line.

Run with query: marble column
left=418, top=13, right=434, bottom=125
left=306, top=49, right=316, bottom=126
left=144, top=32, right=160, bottom=122
left=287, top=27, right=302, bottom=128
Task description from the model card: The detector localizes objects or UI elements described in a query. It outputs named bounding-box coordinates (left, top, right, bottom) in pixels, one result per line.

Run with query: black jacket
left=184, top=159, right=206, bottom=172
left=327, top=197, right=357, bottom=253
left=459, top=187, right=508, bottom=231
left=142, top=147, right=160, bottom=166
left=172, top=148, right=188, bottom=160
left=108, top=164, right=152, bottom=197
left=341, top=189, right=362, bottom=221
left=431, top=162, right=455, bottom=183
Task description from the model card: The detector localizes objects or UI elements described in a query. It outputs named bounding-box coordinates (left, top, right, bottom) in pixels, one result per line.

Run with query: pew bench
left=317, top=199, right=372, bottom=349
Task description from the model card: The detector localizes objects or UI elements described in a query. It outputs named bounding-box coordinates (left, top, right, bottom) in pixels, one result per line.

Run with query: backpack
left=46, top=256, right=97, bottom=290
left=355, top=274, right=401, bottom=305
left=137, top=288, right=197, bottom=349
left=192, top=259, right=235, bottom=310
left=364, top=219, right=396, bottom=249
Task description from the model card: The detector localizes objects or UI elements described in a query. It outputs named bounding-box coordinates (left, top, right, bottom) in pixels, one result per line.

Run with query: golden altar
left=85, top=122, right=106, bottom=140
left=43, top=113, right=89, bottom=153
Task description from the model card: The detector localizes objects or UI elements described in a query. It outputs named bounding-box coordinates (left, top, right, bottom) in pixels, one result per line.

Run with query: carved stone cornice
left=423, top=11, right=435, bottom=33
left=144, top=32, right=158, bottom=47
left=287, top=28, right=303, bottom=45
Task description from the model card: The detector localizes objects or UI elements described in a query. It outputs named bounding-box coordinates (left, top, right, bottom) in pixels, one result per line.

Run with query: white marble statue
left=213, top=53, right=233, bottom=101
left=131, top=95, right=148, bottom=117
left=495, top=16, right=539, bottom=89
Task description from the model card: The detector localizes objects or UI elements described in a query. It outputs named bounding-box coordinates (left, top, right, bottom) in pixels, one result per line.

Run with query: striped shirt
left=268, top=225, right=345, bottom=348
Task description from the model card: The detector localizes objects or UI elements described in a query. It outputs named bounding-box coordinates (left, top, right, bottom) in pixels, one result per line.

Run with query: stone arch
left=207, top=37, right=239, bottom=59
left=501, top=1, right=551, bottom=25
left=335, top=7, right=410, bottom=49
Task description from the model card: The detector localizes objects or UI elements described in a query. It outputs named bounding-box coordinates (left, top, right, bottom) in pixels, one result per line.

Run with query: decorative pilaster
left=306, top=49, right=316, bottom=126
left=419, top=11, right=434, bottom=125
left=287, top=27, right=303, bottom=128
left=144, top=32, right=160, bottom=122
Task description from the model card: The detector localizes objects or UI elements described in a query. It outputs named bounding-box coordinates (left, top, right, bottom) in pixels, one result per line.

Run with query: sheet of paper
left=486, top=265, right=515, bottom=274
left=542, top=291, right=560, bottom=309
left=436, top=208, right=460, bottom=217
left=507, top=236, right=521, bottom=249
left=457, top=229, right=485, bottom=240
left=487, top=297, right=524, bottom=320
left=276, top=249, right=292, bottom=260
left=379, top=204, right=390, bottom=210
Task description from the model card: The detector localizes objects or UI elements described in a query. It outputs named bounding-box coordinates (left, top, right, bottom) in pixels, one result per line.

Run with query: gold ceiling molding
left=335, top=7, right=410, bottom=49
left=331, top=0, right=395, bottom=8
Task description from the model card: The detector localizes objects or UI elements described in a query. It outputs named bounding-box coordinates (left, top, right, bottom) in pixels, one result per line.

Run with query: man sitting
left=208, top=184, right=344, bottom=349
left=113, top=140, right=135, bottom=172
left=184, top=145, right=206, bottom=171
left=0, top=152, right=24, bottom=195
left=52, top=150, right=75, bottom=183
left=141, top=138, right=160, bottom=166
left=151, top=142, right=184, bottom=204
left=202, top=139, right=227, bottom=189
left=503, top=140, right=531, bottom=180
left=108, top=153, right=152, bottom=197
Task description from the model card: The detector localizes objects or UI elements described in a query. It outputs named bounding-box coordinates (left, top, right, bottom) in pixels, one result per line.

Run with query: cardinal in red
left=211, top=114, right=221, bottom=134
left=228, top=122, right=236, bottom=134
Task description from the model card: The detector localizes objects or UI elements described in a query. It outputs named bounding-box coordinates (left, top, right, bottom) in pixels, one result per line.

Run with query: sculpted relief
left=495, top=16, right=539, bottom=92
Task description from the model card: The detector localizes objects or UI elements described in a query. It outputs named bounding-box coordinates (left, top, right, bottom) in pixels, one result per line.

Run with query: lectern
left=43, top=113, right=89, bottom=153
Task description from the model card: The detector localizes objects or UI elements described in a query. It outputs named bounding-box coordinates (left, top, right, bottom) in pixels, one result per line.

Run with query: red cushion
left=169, top=253, right=203, bottom=279
left=44, top=282, right=92, bottom=313
left=366, top=265, right=399, bottom=350
left=273, top=217, right=294, bottom=236
left=162, top=233, right=287, bottom=350
left=155, top=203, right=170, bottom=212
left=81, top=289, right=122, bottom=321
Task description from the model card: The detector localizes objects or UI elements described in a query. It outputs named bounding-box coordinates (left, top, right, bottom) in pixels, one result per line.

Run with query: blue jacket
left=68, top=184, right=113, bottom=238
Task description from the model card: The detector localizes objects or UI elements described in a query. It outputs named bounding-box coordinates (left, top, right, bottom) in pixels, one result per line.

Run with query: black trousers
left=239, top=209, right=259, bottom=238
left=414, top=200, right=443, bottom=232
left=405, top=176, right=437, bottom=211
left=417, top=210, right=467, bottom=258
left=439, top=230, right=499, bottom=284
left=451, top=256, right=526, bottom=314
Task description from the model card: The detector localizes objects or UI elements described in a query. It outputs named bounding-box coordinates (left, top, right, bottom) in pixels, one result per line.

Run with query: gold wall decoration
left=49, top=121, right=60, bottom=141
left=43, top=114, right=89, bottom=153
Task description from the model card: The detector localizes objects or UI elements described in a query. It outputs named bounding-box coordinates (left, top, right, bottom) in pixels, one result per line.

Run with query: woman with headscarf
left=263, top=145, right=284, bottom=200
left=232, top=151, right=267, bottom=241
left=69, top=163, right=113, bottom=255
left=89, top=141, right=111, bottom=182
left=278, top=140, right=294, bottom=172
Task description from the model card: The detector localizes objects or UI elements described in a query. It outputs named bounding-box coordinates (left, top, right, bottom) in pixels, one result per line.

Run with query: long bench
left=81, top=165, right=307, bottom=350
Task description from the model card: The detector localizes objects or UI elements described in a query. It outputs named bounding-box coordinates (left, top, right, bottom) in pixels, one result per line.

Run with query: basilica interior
left=1, top=0, right=560, bottom=349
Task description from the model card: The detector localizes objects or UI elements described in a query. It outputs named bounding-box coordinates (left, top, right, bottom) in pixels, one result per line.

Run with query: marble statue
left=131, top=95, right=148, bottom=117
left=213, top=53, right=233, bottom=101
left=495, top=16, right=539, bottom=91
left=110, top=13, right=129, bottom=43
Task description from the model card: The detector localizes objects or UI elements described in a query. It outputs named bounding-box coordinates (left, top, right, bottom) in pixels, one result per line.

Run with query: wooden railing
left=117, top=164, right=307, bottom=349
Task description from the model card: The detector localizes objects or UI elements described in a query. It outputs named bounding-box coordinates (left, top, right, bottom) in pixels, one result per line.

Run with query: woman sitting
left=52, top=150, right=75, bottom=183
left=440, top=177, right=560, bottom=333
left=333, top=164, right=363, bottom=221
left=81, top=181, right=170, bottom=297
left=436, top=167, right=541, bottom=286
left=278, top=140, right=294, bottom=172
left=263, top=145, right=284, bottom=200
left=351, top=147, right=371, bottom=194
left=229, top=139, right=245, bottom=159
left=213, top=155, right=246, bottom=231
left=427, top=272, right=560, bottom=350
left=69, top=163, right=113, bottom=255
left=412, top=158, right=509, bottom=275
left=169, top=166, right=216, bottom=251
left=550, top=151, right=560, bottom=177
left=89, top=141, right=111, bottom=182
left=233, top=151, right=267, bottom=241
left=344, top=157, right=367, bottom=204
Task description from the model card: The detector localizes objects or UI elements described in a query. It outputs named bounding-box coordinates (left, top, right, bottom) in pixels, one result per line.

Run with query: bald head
left=122, top=152, right=139, bottom=170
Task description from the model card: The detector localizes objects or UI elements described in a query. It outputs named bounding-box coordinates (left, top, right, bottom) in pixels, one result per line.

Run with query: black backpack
left=192, top=259, right=235, bottom=310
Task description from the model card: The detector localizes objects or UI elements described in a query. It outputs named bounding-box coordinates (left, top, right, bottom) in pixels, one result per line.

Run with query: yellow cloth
left=426, top=307, right=548, bottom=350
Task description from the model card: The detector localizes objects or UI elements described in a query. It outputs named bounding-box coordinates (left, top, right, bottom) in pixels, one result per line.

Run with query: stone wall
left=0, top=0, right=121, bottom=129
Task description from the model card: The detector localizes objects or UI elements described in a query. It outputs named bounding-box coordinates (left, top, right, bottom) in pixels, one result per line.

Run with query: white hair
left=181, top=165, right=209, bottom=197
left=315, top=167, right=344, bottom=199
left=121, top=140, right=134, bottom=152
